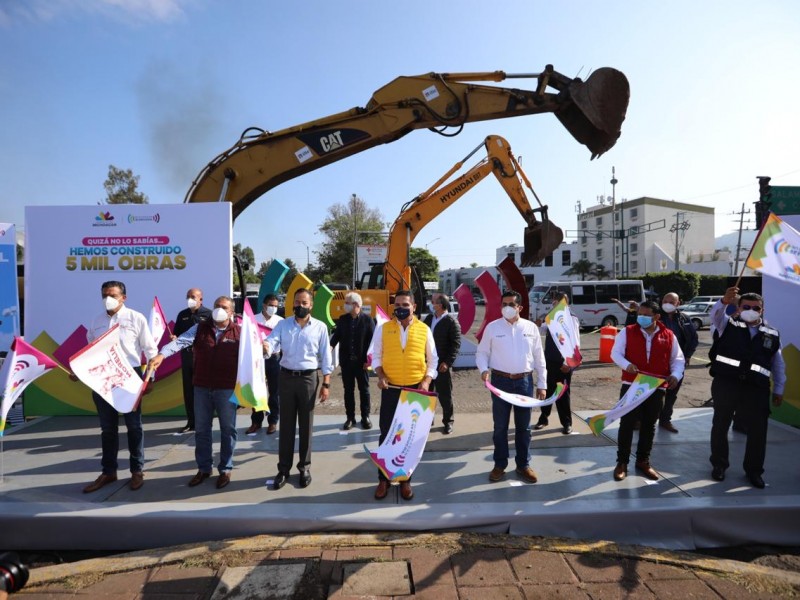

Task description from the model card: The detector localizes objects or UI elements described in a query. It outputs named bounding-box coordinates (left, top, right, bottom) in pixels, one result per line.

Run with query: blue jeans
left=490, top=373, right=533, bottom=470
left=194, top=387, right=237, bottom=474
left=92, top=392, right=144, bottom=474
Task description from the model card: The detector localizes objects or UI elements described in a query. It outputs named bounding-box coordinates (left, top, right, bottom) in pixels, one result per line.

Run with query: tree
left=316, top=194, right=385, bottom=283
left=281, top=258, right=298, bottom=293
left=233, top=243, right=259, bottom=287
left=255, top=260, right=272, bottom=281
left=102, top=165, right=149, bottom=204
left=593, top=264, right=611, bottom=280
left=563, top=259, right=596, bottom=281
left=469, top=262, right=479, bottom=268
left=410, top=247, right=440, bottom=282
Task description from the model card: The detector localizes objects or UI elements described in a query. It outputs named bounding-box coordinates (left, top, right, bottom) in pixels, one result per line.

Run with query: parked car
left=681, top=301, right=715, bottom=330
left=688, top=295, right=722, bottom=304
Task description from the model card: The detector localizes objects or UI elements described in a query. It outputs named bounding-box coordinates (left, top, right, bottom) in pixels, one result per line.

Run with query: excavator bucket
left=521, top=220, right=564, bottom=267
left=556, top=67, right=630, bottom=159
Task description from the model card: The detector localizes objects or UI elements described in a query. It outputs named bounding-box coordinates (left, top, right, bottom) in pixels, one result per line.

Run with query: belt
left=491, top=370, right=532, bottom=380
left=280, top=367, right=316, bottom=377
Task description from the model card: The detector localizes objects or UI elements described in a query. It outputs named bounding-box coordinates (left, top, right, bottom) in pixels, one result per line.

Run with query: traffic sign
left=771, top=186, right=800, bottom=215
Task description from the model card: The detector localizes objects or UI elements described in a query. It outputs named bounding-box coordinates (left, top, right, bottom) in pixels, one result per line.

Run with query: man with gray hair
left=330, top=291, right=375, bottom=430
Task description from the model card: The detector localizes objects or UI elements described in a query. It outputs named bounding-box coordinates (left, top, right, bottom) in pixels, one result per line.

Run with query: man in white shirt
left=248, top=294, right=284, bottom=435
left=476, top=290, right=547, bottom=484
left=82, top=281, right=158, bottom=494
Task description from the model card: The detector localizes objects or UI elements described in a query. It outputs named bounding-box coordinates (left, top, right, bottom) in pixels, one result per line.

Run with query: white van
left=529, top=280, right=645, bottom=328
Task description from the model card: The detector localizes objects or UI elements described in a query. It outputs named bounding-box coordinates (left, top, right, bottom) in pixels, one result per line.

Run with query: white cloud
left=0, top=0, right=188, bottom=25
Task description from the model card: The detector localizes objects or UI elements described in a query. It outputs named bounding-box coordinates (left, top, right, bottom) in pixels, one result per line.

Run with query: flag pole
left=734, top=212, right=771, bottom=289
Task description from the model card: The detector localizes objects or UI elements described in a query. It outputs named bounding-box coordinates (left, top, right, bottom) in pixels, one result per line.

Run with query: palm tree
left=563, top=259, right=596, bottom=281
left=593, top=264, right=611, bottom=280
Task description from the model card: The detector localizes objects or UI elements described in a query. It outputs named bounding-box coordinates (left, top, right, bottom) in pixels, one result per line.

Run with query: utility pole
left=610, top=166, right=618, bottom=278
left=733, top=202, right=751, bottom=275
left=351, top=193, right=358, bottom=289
left=670, top=211, right=690, bottom=271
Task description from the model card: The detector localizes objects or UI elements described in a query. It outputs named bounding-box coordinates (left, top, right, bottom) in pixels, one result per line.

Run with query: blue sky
left=1, top=1, right=798, bottom=271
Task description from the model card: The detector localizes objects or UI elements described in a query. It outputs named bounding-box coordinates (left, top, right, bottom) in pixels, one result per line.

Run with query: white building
left=575, top=197, right=717, bottom=277
left=496, top=241, right=582, bottom=283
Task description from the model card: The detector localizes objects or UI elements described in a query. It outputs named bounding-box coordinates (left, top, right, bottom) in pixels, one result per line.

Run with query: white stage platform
left=0, top=408, right=798, bottom=551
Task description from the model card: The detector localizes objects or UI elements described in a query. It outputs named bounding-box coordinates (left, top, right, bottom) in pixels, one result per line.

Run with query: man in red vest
left=610, top=300, right=684, bottom=482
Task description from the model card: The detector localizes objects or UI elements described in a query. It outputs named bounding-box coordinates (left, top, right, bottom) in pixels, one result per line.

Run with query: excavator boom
left=185, top=65, right=629, bottom=219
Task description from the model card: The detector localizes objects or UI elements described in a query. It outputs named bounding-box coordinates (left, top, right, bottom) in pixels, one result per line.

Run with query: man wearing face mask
left=610, top=300, right=684, bottom=482
left=172, top=288, right=212, bottom=434
left=371, top=290, right=438, bottom=501
left=330, top=292, right=375, bottom=431
left=265, top=289, right=332, bottom=491
left=82, top=281, right=158, bottom=494
left=656, top=292, right=698, bottom=433
left=148, top=296, right=244, bottom=490
left=423, top=293, right=461, bottom=434
left=708, top=287, right=785, bottom=488
left=476, top=290, right=547, bottom=485
left=247, top=294, right=283, bottom=435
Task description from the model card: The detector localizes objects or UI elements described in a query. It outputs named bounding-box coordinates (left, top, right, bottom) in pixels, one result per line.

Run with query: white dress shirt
left=87, top=304, right=158, bottom=368
left=476, top=317, right=547, bottom=390
left=610, top=324, right=685, bottom=381
left=371, top=318, right=438, bottom=380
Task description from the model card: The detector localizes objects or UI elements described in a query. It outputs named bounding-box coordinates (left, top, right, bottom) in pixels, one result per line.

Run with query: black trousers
left=378, top=385, right=418, bottom=482
left=616, top=385, right=665, bottom=465
left=276, top=371, right=318, bottom=475
left=340, top=359, right=371, bottom=421
left=659, top=376, right=684, bottom=424
left=538, top=365, right=572, bottom=427
left=710, top=377, right=771, bottom=476
left=430, top=368, right=454, bottom=425
left=180, top=350, right=195, bottom=428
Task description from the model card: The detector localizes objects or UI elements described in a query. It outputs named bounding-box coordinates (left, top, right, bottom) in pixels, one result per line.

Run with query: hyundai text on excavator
left=184, top=65, right=629, bottom=306
left=332, top=134, right=561, bottom=317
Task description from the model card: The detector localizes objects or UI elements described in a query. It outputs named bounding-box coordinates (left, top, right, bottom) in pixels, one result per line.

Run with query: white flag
left=148, top=296, right=169, bottom=345
left=69, top=325, right=147, bottom=413
left=232, top=300, right=268, bottom=411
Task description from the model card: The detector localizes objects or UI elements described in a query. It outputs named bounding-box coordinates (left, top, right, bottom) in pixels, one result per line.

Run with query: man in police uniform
left=709, top=287, right=785, bottom=488
left=172, top=288, right=212, bottom=434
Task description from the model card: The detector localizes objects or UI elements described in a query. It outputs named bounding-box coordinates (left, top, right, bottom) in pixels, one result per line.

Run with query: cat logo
left=297, top=127, right=370, bottom=156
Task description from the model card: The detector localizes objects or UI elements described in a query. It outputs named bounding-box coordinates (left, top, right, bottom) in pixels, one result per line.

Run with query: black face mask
left=394, top=307, right=411, bottom=320
left=293, top=306, right=310, bottom=319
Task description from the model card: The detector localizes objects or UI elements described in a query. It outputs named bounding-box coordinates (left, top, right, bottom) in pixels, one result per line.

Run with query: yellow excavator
left=185, top=65, right=629, bottom=216
left=336, top=134, right=560, bottom=317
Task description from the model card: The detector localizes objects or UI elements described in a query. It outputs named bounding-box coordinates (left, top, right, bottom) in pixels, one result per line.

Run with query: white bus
left=529, top=280, right=646, bottom=328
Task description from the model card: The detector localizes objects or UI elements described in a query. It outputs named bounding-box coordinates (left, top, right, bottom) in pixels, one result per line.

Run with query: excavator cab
left=520, top=207, right=564, bottom=267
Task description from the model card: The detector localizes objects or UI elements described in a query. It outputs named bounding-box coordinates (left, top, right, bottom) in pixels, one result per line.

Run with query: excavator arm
left=185, top=65, right=629, bottom=219
left=381, top=135, right=562, bottom=294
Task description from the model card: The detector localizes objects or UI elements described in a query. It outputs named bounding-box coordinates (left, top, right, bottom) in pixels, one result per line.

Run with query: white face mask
left=501, top=306, right=518, bottom=321
left=187, top=298, right=198, bottom=309
left=104, top=296, right=120, bottom=312
left=212, top=307, right=229, bottom=323
left=740, top=309, right=761, bottom=323
left=661, top=303, right=677, bottom=313
left=343, top=303, right=353, bottom=313
left=264, top=305, right=277, bottom=317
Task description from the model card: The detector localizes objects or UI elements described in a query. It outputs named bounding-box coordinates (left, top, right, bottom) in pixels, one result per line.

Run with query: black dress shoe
left=342, top=419, right=355, bottom=430
left=533, top=420, right=547, bottom=430
left=748, top=474, right=766, bottom=489
left=443, top=423, right=453, bottom=435
left=299, top=471, right=312, bottom=488
left=361, top=417, right=372, bottom=430
left=562, top=425, right=572, bottom=435
left=272, top=472, right=288, bottom=490
left=711, top=466, right=726, bottom=481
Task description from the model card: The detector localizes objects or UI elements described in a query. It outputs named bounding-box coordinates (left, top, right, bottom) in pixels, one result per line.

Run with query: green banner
left=771, top=186, right=800, bottom=215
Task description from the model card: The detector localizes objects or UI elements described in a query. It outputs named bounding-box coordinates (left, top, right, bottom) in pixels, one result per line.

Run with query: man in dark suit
left=330, top=291, right=375, bottom=430
left=171, top=288, right=212, bottom=434
left=424, top=293, right=461, bottom=434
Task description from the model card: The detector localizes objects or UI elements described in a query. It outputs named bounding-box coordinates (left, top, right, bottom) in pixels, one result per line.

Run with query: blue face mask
left=637, top=315, right=654, bottom=328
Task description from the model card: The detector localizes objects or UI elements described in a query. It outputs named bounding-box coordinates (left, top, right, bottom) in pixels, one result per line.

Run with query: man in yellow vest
left=372, top=290, right=438, bottom=501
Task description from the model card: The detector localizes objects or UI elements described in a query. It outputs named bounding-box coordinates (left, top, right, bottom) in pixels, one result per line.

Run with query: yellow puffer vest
left=381, top=318, right=428, bottom=386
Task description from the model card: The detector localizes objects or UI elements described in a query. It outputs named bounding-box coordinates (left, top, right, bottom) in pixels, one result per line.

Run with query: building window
left=581, top=251, right=587, bottom=260
left=595, top=232, right=603, bottom=242
left=581, top=220, right=587, bottom=229
left=595, top=217, right=603, bottom=227
left=544, top=254, right=553, bottom=267
left=562, top=250, right=571, bottom=267
left=630, top=243, right=638, bottom=253
left=615, top=262, right=620, bottom=273
left=614, top=211, right=620, bottom=222
left=615, top=245, right=620, bottom=256
left=596, top=249, right=603, bottom=260
left=630, top=207, right=638, bottom=221
left=630, top=260, right=639, bottom=272
left=581, top=236, right=587, bottom=246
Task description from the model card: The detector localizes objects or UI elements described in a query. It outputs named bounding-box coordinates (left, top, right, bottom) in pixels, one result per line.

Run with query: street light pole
left=425, top=237, right=441, bottom=250
left=352, top=193, right=358, bottom=289
left=297, top=240, right=310, bottom=271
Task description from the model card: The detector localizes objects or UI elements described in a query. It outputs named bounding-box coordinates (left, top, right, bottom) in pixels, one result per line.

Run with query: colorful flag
left=235, top=314, right=272, bottom=340
left=148, top=296, right=169, bottom=344
left=588, top=373, right=666, bottom=436
left=69, top=325, right=148, bottom=414
left=231, top=299, right=268, bottom=411
left=485, top=380, right=567, bottom=408
left=545, top=297, right=583, bottom=368
left=365, top=388, right=437, bottom=482
left=746, top=213, right=800, bottom=285
left=366, top=304, right=391, bottom=367
left=0, top=337, right=60, bottom=435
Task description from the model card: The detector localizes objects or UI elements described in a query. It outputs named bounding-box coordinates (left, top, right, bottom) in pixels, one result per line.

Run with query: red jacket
left=621, top=322, right=673, bottom=384
left=192, top=320, right=240, bottom=389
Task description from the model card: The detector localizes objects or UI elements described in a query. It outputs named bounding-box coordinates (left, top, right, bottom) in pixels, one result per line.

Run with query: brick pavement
left=17, top=533, right=799, bottom=599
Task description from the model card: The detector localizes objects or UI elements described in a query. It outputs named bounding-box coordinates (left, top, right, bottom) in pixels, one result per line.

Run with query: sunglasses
left=740, top=304, right=762, bottom=312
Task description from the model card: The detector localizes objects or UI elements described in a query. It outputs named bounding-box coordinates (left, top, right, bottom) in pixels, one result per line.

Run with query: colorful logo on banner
left=485, top=380, right=566, bottom=408
left=746, top=213, right=800, bottom=285
left=588, top=373, right=665, bottom=436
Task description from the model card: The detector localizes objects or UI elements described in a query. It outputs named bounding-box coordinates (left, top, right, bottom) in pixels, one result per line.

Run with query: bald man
left=172, top=288, right=212, bottom=434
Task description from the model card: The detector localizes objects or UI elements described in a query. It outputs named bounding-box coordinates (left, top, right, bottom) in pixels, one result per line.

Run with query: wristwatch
left=321, top=382, right=330, bottom=389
